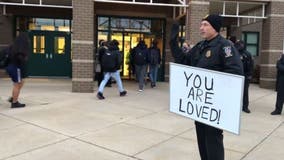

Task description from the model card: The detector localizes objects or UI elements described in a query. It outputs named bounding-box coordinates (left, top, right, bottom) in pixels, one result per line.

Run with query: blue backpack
left=0, top=47, right=11, bottom=69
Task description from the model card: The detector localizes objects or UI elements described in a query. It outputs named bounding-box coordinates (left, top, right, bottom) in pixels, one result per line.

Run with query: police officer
left=235, top=40, right=254, bottom=113
left=271, top=53, right=284, bottom=115
left=170, top=14, right=243, bottom=160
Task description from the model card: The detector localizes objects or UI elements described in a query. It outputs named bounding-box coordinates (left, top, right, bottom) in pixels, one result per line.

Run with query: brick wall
left=187, top=0, right=209, bottom=45
left=72, top=0, right=94, bottom=92
left=0, top=12, right=13, bottom=78
left=260, top=1, right=284, bottom=89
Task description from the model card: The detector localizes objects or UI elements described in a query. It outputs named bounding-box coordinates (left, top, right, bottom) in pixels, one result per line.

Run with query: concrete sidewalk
left=0, top=78, right=283, bottom=160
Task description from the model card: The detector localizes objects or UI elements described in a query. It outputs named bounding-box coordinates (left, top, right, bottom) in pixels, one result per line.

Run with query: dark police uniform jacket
left=276, top=54, right=284, bottom=92
left=171, top=34, right=244, bottom=76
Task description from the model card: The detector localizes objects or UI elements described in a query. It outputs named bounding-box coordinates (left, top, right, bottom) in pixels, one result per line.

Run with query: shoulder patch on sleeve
left=223, top=46, right=233, bottom=58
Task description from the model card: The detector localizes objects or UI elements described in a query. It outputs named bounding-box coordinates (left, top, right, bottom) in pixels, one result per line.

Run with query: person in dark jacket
left=96, top=40, right=112, bottom=87
left=170, top=14, right=243, bottom=160
left=235, top=40, right=254, bottom=113
left=96, top=39, right=127, bottom=99
left=130, top=40, right=149, bottom=91
left=148, top=39, right=161, bottom=88
left=6, top=32, right=30, bottom=108
left=271, top=53, right=284, bottom=115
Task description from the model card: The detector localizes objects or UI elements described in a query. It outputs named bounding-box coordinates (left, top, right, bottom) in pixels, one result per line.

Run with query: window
left=54, top=37, right=65, bottom=54
left=242, top=32, right=259, bottom=56
left=27, top=18, right=71, bottom=32
left=33, top=36, right=45, bottom=54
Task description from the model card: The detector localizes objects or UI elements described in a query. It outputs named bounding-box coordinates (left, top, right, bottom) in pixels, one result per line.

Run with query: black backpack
left=0, top=47, right=11, bottom=69
left=134, top=48, right=146, bottom=65
left=149, top=48, right=160, bottom=65
left=101, top=49, right=118, bottom=72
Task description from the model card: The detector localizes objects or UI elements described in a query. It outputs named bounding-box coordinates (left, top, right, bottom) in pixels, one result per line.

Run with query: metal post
left=3, top=5, right=6, bottom=15
left=236, top=2, right=239, bottom=16
left=223, top=1, right=226, bottom=15
left=173, top=7, right=176, bottom=19
left=262, top=4, right=265, bottom=18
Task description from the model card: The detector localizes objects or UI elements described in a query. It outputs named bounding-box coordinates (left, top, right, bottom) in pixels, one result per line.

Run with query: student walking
left=97, top=39, right=127, bottom=99
left=148, top=39, right=161, bottom=88
left=5, top=32, right=30, bottom=108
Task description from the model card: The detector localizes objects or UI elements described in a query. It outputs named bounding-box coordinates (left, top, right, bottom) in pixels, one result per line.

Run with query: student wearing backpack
left=96, top=40, right=112, bottom=87
left=5, top=32, right=30, bottom=108
left=97, top=39, right=127, bottom=99
left=148, top=39, right=161, bottom=88
left=131, top=40, right=149, bottom=91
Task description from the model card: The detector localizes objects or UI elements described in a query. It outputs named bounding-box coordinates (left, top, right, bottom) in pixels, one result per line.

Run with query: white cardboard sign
left=169, top=63, right=244, bottom=134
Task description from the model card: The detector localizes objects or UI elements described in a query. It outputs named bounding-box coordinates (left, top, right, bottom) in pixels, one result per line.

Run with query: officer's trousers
left=243, top=78, right=250, bottom=109
left=275, top=88, right=284, bottom=112
left=195, top=121, right=224, bottom=160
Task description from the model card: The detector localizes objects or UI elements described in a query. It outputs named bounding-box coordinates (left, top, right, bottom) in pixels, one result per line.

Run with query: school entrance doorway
left=27, top=31, right=71, bottom=77
left=17, top=17, right=72, bottom=77
left=97, top=16, right=165, bottom=80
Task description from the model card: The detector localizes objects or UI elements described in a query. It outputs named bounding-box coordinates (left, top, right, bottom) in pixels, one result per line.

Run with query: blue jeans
left=149, top=64, right=159, bottom=85
left=98, top=71, right=124, bottom=93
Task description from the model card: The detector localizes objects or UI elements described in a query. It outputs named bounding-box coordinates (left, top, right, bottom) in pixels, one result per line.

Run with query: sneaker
left=120, top=91, right=127, bottom=97
left=242, top=108, right=251, bottom=113
left=11, top=102, right=25, bottom=108
left=271, top=110, right=281, bottom=115
left=138, top=89, right=143, bottom=92
left=8, top=97, right=13, bottom=103
left=97, top=92, right=105, bottom=100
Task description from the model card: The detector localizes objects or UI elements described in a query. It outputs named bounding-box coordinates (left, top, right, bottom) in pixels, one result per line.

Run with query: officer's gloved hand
left=170, top=21, right=180, bottom=40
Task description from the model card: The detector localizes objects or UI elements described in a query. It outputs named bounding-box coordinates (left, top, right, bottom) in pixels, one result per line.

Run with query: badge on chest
left=205, top=50, right=211, bottom=58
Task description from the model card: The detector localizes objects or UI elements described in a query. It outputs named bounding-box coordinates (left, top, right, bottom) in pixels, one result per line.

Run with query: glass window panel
left=247, top=45, right=257, bottom=56
left=247, top=33, right=258, bottom=44
left=36, top=18, right=54, bottom=26
left=58, top=26, right=70, bottom=32
left=33, top=36, right=45, bottom=54
left=111, top=18, right=151, bottom=32
left=41, top=26, right=55, bottom=31
left=64, top=20, right=70, bottom=26
left=55, top=19, right=64, bottom=27
left=97, top=32, right=108, bottom=46
left=27, top=18, right=70, bottom=32
left=98, top=17, right=109, bottom=30
left=54, top=37, right=65, bottom=54
left=25, top=0, right=39, bottom=4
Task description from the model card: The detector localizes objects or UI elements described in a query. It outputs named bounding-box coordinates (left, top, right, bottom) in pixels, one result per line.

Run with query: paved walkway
left=0, top=78, right=283, bottom=160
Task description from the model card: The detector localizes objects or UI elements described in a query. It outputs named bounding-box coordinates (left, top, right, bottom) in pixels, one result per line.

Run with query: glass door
left=111, top=32, right=143, bottom=79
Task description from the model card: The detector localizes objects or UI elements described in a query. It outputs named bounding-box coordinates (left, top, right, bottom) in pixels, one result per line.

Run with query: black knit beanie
left=202, top=14, right=223, bottom=32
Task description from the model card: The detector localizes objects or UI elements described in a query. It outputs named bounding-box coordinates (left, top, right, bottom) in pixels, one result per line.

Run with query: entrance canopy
left=0, top=0, right=72, bottom=9
left=94, top=0, right=188, bottom=7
